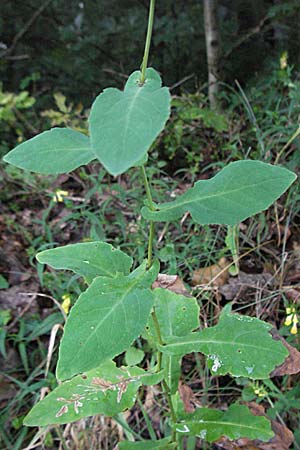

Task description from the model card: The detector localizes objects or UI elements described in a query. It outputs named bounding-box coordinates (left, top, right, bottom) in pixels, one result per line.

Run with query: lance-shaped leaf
left=174, top=403, right=273, bottom=442
left=119, top=438, right=175, bottom=449
left=57, top=261, right=159, bottom=380
left=24, top=361, right=164, bottom=426
left=142, top=161, right=296, bottom=225
left=89, top=68, right=171, bottom=176
left=36, top=241, right=133, bottom=283
left=159, top=305, right=288, bottom=379
left=3, top=128, right=94, bottom=174
left=145, top=289, right=200, bottom=393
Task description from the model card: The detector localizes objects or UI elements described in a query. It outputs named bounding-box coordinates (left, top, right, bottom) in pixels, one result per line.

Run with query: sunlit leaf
left=160, top=304, right=288, bottom=379
left=146, top=289, right=200, bottom=393
left=57, top=261, right=159, bottom=380
left=174, top=403, right=273, bottom=442
left=148, top=289, right=200, bottom=341
left=36, top=241, right=133, bottom=283
left=89, top=68, right=171, bottom=175
left=24, top=361, right=164, bottom=426
left=142, top=161, right=296, bottom=225
left=3, top=128, right=94, bottom=174
left=119, top=438, right=175, bottom=449
left=125, top=347, right=145, bottom=366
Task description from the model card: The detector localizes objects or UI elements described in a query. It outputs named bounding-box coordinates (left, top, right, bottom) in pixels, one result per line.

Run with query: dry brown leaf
left=215, top=402, right=293, bottom=450
left=191, top=257, right=229, bottom=288
left=219, top=272, right=273, bottom=301
left=285, top=288, right=300, bottom=303
left=152, top=273, right=190, bottom=296
left=0, top=375, right=16, bottom=403
left=270, top=330, right=300, bottom=376
left=178, top=380, right=196, bottom=413
left=144, top=385, right=162, bottom=427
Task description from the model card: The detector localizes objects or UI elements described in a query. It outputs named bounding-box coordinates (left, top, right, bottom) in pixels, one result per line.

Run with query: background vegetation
left=0, top=0, right=300, bottom=449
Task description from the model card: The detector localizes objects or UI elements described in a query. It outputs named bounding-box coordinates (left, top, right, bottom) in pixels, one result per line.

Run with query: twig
left=6, top=294, right=37, bottom=331
left=170, top=74, right=195, bottom=91
left=222, top=15, right=270, bottom=62
left=18, top=292, right=67, bottom=321
left=13, top=107, right=38, bottom=134
left=5, top=54, right=30, bottom=61
left=1, top=0, right=54, bottom=58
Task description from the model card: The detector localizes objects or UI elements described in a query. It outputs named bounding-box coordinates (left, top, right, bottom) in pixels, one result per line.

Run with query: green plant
left=3, top=1, right=297, bottom=448
left=0, top=82, right=36, bottom=157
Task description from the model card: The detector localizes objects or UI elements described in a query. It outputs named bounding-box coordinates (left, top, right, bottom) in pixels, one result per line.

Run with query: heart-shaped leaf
left=57, top=261, right=159, bottom=380
left=175, top=403, right=273, bottom=442
left=36, top=241, right=133, bottom=283
left=24, top=361, right=164, bottom=426
left=3, top=128, right=94, bottom=174
left=142, top=161, right=296, bottom=225
left=160, top=304, right=288, bottom=379
left=89, top=68, right=171, bottom=175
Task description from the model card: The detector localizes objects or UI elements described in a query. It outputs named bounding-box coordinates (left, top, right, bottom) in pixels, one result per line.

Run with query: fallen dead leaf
left=270, top=330, right=300, bottom=376
left=215, top=402, right=293, bottom=450
left=178, top=380, right=196, bottom=413
left=284, top=288, right=300, bottom=304
left=0, top=282, right=38, bottom=315
left=152, top=273, right=191, bottom=296
left=0, top=374, right=17, bottom=403
left=192, top=257, right=229, bottom=288
left=219, top=272, right=273, bottom=301
left=143, top=384, right=162, bottom=427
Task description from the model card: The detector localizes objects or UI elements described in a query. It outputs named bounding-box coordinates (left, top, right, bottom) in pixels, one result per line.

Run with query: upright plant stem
left=140, top=166, right=178, bottom=445
left=140, top=0, right=156, bottom=84
left=140, top=165, right=155, bottom=269
left=152, top=308, right=178, bottom=446
left=139, top=3, right=178, bottom=446
left=151, top=307, right=162, bottom=371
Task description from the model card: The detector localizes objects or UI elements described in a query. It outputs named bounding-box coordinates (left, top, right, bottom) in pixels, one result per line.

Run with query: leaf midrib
left=158, top=177, right=284, bottom=214
left=45, top=256, right=116, bottom=277
left=164, top=336, right=284, bottom=355
left=179, top=418, right=270, bottom=434
left=16, top=146, right=91, bottom=154
left=72, top=277, right=148, bottom=365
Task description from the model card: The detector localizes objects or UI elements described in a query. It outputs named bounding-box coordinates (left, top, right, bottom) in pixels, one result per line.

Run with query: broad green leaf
left=3, top=128, right=94, bottom=174
left=174, top=403, right=273, bottom=442
left=142, top=161, right=296, bottom=225
left=0, top=275, right=9, bottom=289
left=147, top=289, right=200, bottom=341
left=24, top=361, right=164, bottom=426
left=119, top=438, right=175, bottom=449
left=89, top=68, right=171, bottom=176
left=146, top=289, right=200, bottom=394
left=36, top=241, right=133, bottom=283
left=57, top=262, right=159, bottom=380
left=125, top=347, right=145, bottom=366
left=160, top=304, right=288, bottom=379
left=128, top=259, right=160, bottom=288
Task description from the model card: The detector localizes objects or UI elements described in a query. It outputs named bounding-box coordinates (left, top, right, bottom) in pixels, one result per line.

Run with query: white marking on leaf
left=246, top=366, right=254, bottom=375
left=56, top=405, right=69, bottom=417
left=176, top=424, right=190, bottom=433
left=209, top=354, right=222, bottom=372
left=199, top=429, right=207, bottom=439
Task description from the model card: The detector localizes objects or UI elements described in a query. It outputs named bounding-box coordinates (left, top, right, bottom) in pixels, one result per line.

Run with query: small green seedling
left=3, top=1, right=297, bottom=448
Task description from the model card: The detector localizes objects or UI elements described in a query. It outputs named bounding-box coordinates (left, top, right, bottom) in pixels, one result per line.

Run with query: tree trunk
left=203, top=0, right=221, bottom=111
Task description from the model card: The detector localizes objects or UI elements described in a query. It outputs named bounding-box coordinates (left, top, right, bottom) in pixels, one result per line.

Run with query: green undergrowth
left=0, top=59, right=300, bottom=450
